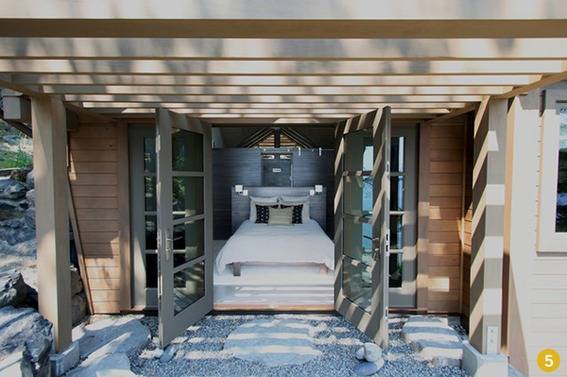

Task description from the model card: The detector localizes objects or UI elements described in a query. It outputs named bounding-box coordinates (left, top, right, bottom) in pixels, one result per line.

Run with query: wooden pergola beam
left=1, top=0, right=567, bottom=38
left=12, top=74, right=533, bottom=87
left=79, top=102, right=468, bottom=109
left=496, top=70, right=567, bottom=99
left=0, top=59, right=564, bottom=76
left=41, top=85, right=509, bottom=96
left=91, top=107, right=450, bottom=115
left=62, top=94, right=484, bottom=103
left=3, top=38, right=567, bottom=60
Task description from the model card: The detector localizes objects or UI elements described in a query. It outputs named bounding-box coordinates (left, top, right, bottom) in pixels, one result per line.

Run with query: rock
left=0, top=225, right=35, bottom=245
left=363, top=342, right=382, bottom=362
left=9, top=169, right=29, bottom=183
left=74, top=316, right=150, bottom=360
left=71, top=293, right=87, bottom=326
left=0, top=199, right=21, bottom=221
left=355, top=346, right=365, bottom=360
left=0, top=272, right=35, bottom=308
left=0, top=179, right=27, bottom=200
left=67, top=353, right=137, bottom=377
left=3, top=134, right=20, bottom=145
left=26, top=189, right=35, bottom=207
left=70, top=267, right=83, bottom=296
left=402, top=316, right=463, bottom=367
left=141, top=348, right=164, bottom=359
left=160, top=345, right=178, bottom=363
left=354, top=359, right=385, bottom=376
left=0, top=306, right=53, bottom=377
left=26, top=171, right=34, bottom=188
left=0, top=349, right=34, bottom=377
left=24, top=207, right=35, bottom=228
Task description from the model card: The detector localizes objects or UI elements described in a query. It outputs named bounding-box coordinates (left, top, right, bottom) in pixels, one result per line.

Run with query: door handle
left=165, top=229, right=173, bottom=261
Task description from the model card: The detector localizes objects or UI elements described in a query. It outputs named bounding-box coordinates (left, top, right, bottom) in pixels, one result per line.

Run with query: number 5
left=545, top=354, right=554, bottom=368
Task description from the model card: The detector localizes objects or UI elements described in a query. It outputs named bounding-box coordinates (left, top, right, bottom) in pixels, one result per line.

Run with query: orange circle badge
left=537, top=349, right=560, bottom=373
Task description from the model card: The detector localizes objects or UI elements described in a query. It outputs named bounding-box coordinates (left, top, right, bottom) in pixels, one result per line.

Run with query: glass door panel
left=156, top=109, right=212, bottom=347
left=335, top=108, right=390, bottom=347
left=388, top=127, right=417, bottom=307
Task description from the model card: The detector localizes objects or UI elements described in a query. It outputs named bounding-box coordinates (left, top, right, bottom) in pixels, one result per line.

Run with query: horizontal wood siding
left=69, top=122, right=122, bottom=313
left=426, top=119, right=465, bottom=313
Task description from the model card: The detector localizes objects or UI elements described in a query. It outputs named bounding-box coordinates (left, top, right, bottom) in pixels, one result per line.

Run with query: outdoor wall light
left=315, top=185, right=323, bottom=193
left=235, top=185, right=243, bottom=193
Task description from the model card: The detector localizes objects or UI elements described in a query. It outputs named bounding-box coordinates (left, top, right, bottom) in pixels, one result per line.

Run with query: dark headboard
left=231, top=186, right=327, bottom=234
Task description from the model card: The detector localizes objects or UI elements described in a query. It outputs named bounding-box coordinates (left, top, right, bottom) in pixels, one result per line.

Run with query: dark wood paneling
left=213, top=148, right=262, bottom=239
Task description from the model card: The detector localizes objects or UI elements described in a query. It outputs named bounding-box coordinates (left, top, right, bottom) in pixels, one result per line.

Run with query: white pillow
left=280, top=195, right=310, bottom=223
left=249, top=196, right=279, bottom=222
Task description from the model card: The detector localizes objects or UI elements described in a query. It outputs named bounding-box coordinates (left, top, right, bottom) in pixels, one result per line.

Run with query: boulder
left=67, top=353, right=137, bottom=377
left=9, top=169, right=30, bottom=183
left=0, top=199, right=21, bottom=221
left=0, top=306, right=53, bottom=377
left=74, top=316, right=150, bottom=360
left=26, top=171, right=34, bottom=189
left=0, top=272, right=36, bottom=309
left=26, top=189, right=35, bottom=207
left=0, top=179, right=27, bottom=200
left=355, top=346, right=365, bottom=360
left=24, top=207, right=36, bottom=228
left=0, top=224, right=35, bottom=245
left=354, top=359, right=385, bottom=376
left=363, top=342, right=382, bottom=362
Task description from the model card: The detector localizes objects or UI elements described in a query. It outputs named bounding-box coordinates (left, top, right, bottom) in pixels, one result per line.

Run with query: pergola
left=1, top=1, right=567, bottom=375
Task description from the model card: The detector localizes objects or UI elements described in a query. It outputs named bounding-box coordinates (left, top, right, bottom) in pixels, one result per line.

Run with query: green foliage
left=0, top=147, right=32, bottom=169
left=0, top=121, right=33, bottom=169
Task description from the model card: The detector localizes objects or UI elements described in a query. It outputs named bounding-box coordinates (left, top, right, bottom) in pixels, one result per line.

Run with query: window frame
left=537, top=90, right=567, bottom=252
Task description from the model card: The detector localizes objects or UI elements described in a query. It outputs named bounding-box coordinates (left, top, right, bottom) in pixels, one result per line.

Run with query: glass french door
left=335, top=108, right=390, bottom=346
left=156, top=109, right=213, bottom=346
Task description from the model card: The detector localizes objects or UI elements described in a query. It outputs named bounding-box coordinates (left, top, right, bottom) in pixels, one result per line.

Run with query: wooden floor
left=213, top=240, right=334, bottom=311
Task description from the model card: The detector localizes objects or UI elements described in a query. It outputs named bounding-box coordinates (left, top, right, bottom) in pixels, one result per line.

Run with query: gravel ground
left=132, top=313, right=468, bottom=377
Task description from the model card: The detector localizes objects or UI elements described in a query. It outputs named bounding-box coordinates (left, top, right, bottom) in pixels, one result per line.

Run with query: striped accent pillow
left=255, top=204, right=279, bottom=224
left=268, top=206, right=293, bottom=225
left=280, top=204, right=303, bottom=224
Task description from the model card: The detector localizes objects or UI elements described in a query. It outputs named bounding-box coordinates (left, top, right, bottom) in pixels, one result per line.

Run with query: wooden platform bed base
left=230, top=262, right=329, bottom=276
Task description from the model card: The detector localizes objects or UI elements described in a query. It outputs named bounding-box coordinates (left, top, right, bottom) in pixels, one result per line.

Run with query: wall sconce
left=315, top=185, right=323, bottom=193
left=242, top=189, right=249, bottom=196
left=235, top=185, right=243, bottom=193
left=309, top=189, right=315, bottom=196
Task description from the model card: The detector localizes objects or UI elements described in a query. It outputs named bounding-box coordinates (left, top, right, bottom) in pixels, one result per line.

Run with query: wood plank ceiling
left=1, top=0, right=567, bottom=124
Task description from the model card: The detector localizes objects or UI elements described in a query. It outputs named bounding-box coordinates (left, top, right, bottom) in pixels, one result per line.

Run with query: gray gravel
left=132, top=313, right=469, bottom=377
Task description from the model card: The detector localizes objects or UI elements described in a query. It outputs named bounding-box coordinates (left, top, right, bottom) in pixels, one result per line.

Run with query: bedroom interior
left=128, top=120, right=419, bottom=312
left=211, top=125, right=337, bottom=310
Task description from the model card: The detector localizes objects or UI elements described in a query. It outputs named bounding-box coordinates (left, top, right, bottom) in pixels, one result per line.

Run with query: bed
left=215, top=186, right=334, bottom=276
left=215, top=219, right=334, bottom=275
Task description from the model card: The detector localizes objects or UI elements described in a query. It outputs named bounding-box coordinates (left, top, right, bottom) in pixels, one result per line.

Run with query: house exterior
left=1, top=1, right=567, bottom=376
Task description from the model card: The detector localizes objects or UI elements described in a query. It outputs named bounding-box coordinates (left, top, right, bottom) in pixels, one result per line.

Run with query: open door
left=335, top=108, right=390, bottom=346
left=156, top=109, right=213, bottom=346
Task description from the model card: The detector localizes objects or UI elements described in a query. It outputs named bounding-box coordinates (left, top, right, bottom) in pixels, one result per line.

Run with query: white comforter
left=215, top=220, right=334, bottom=273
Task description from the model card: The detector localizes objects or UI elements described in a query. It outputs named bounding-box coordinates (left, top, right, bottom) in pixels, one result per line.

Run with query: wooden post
left=463, top=98, right=508, bottom=376
left=32, top=96, right=72, bottom=353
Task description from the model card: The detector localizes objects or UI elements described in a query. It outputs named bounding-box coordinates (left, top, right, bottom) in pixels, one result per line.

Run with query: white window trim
left=537, top=89, right=567, bottom=252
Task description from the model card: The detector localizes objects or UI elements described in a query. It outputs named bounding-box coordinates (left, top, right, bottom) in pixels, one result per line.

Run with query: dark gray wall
left=213, top=147, right=335, bottom=239
left=213, top=148, right=262, bottom=239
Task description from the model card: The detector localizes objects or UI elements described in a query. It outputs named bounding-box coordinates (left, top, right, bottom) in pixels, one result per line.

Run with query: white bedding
left=215, top=220, right=334, bottom=273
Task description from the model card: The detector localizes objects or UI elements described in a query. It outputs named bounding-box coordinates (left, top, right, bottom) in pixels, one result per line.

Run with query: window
left=555, top=107, right=567, bottom=232
left=538, top=91, right=567, bottom=252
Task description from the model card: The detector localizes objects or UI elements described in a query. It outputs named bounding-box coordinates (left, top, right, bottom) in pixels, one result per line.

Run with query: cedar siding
left=68, top=121, right=125, bottom=313
left=425, top=118, right=466, bottom=313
